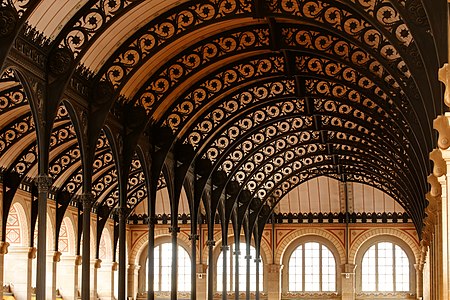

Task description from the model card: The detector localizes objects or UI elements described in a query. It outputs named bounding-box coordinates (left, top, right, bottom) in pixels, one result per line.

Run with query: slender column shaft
left=118, top=209, right=127, bottom=299
left=190, top=231, right=198, bottom=300
left=81, top=193, right=93, bottom=299
left=222, top=245, right=228, bottom=300
left=35, top=174, right=52, bottom=300
left=255, top=256, right=260, bottom=300
left=147, top=218, right=155, bottom=300
left=170, top=226, right=179, bottom=300
left=207, top=239, right=215, bottom=300
left=234, top=242, right=240, bottom=300
left=245, top=243, right=251, bottom=300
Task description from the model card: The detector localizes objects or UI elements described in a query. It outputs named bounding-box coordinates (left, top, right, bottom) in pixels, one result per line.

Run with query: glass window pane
left=288, top=242, right=336, bottom=292
left=146, top=243, right=191, bottom=292
left=217, top=243, right=262, bottom=292
left=361, top=242, right=410, bottom=293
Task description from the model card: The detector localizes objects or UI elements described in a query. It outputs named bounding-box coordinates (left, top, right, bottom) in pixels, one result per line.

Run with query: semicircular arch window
left=288, top=242, right=336, bottom=292
left=146, top=243, right=191, bottom=292
left=361, top=242, right=409, bottom=292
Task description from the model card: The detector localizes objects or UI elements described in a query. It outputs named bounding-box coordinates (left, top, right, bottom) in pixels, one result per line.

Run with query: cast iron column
left=255, top=256, right=261, bottom=300
left=190, top=231, right=198, bottom=300
left=118, top=208, right=127, bottom=299
left=221, top=244, right=229, bottom=300
left=147, top=217, right=155, bottom=300
left=245, top=242, right=251, bottom=300
left=207, top=239, right=215, bottom=300
left=35, top=174, right=52, bottom=300
left=234, top=240, right=240, bottom=300
left=81, top=192, right=93, bottom=299
left=170, top=225, right=180, bottom=300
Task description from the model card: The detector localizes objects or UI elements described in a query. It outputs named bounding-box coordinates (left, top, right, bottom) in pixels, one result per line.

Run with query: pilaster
left=266, top=264, right=282, bottom=300
left=127, top=263, right=140, bottom=299
left=93, top=259, right=102, bottom=299
left=341, top=263, right=356, bottom=300
left=0, top=241, right=9, bottom=300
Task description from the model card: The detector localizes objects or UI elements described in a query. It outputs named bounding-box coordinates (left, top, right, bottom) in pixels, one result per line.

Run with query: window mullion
left=319, top=246, right=322, bottom=292
left=393, top=245, right=396, bottom=292
left=375, top=244, right=378, bottom=292
left=302, top=244, right=305, bottom=292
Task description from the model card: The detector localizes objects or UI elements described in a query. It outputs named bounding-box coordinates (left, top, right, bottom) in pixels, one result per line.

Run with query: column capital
left=206, top=239, right=215, bottom=247
left=254, top=257, right=261, bottom=263
left=221, top=245, right=229, bottom=251
left=430, top=148, right=447, bottom=177
left=53, top=251, right=62, bottom=262
left=189, top=233, right=199, bottom=241
left=168, top=226, right=180, bottom=235
left=94, top=258, right=102, bottom=269
left=233, top=250, right=241, bottom=255
left=35, top=174, right=52, bottom=192
left=414, top=263, right=424, bottom=272
left=112, top=261, right=118, bottom=271
left=341, top=263, right=356, bottom=278
left=0, top=241, right=9, bottom=254
left=245, top=255, right=252, bottom=260
left=80, top=193, right=94, bottom=208
left=75, top=255, right=82, bottom=266
left=28, top=247, right=37, bottom=259
left=148, top=216, right=158, bottom=226
left=117, top=207, right=127, bottom=220
left=433, top=114, right=450, bottom=150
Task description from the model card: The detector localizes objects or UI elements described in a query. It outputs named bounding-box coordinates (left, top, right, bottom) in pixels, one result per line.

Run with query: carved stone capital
left=35, top=174, right=52, bottom=193
left=233, top=250, right=241, bottom=255
left=94, top=259, right=102, bottom=269
left=439, top=63, right=450, bottom=109
left=206, top=240, right=215, bottom=247
left=28, top=247, right=37, bottom=259
left=341, top=263, right=356, bottom=278
left=0, top=241, right=9, bottom=255
left=75, top=255, right=82, bottom=266
left=430, top=148, right=447, bottom=177
left=245, top=255, right=252, bottom=260
left=254, top=257, right=261, bottom=263
left=221, top=245, right=229, bottom=251
left=53, top=251, right=62, bottom=263
left=427, top=174, right=442, bottom=197
left=433, top=115, right=450, bottom=150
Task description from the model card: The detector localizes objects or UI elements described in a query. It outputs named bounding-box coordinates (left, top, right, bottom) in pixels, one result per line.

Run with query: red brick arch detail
left=274, top=228, right=346, bottom=265
left=348, top=228, right=420, bottom=264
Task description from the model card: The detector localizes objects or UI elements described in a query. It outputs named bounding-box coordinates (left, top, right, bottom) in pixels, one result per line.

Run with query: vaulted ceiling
left=0, top=0, right=447, bottom=238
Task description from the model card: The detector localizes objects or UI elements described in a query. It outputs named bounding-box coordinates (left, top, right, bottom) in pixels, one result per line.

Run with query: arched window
left=146, top=243, right=191, bottom=292
left=288, top=242, right=336, bottom=292
left=361, top=242, right=410, bottom=292
left=216, top=243, right=263, bottom=292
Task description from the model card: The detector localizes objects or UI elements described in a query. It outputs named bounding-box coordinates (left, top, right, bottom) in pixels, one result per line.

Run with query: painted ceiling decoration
left=0, top=0, right=447, bottom=242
